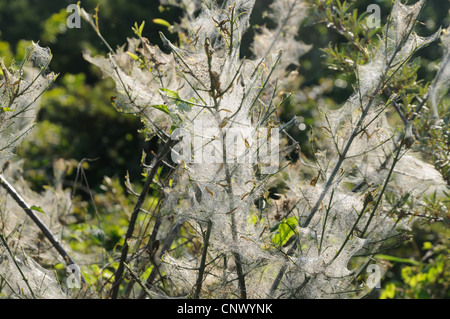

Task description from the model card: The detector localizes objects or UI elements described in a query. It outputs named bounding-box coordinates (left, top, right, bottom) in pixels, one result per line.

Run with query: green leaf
left=271, top=217, right=298, bottom=246
left=54, top=263, right=65, bottom=270
left=126, top=52, right=139, bottom=60
left=140, top=265, right=154, bottom=281
left=160, top=88, right=180, bottom=99
left=380, top=283, right=396, bottom=299
left=138, top=21, right=145, bottom=35
left=153, top=18, right=171, bottom=28
left=30, top=205, right=46, bottom=214
left=132, top=21, right=145, bottom=37
left=177, top=101, right=191, bottom=112
left=247, top=214, right=258, bottom=225
left=159, top=89, right=193, bottom=112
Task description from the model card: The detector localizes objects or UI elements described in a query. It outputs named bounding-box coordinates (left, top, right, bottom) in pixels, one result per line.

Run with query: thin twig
left=0, top=174, right=86, bottom=285
left=110, top=139, right=176, bottom=299
left=0, top=232, right=36, bottom=298
left=193, top=220, right=212, bottom=299
left=138, top=219, right=184, bottom=299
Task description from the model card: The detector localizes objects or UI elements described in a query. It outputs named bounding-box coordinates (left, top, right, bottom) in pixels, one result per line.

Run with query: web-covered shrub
left=80, top=0, right=448, bottom=299
left=0, top=0, right=447, bottom=299
left=0, top=43, right=71, bottom=298
left=0, top=43, right=55, bottom=167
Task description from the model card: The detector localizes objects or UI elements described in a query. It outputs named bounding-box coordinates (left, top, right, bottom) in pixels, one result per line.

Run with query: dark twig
left=138, top=219, right=184, bottom=299
left=110, top=139, right=176, bottom=299
left=194, top=220, right=212, bottom=299
left=0, top=174, right=86, bottom=285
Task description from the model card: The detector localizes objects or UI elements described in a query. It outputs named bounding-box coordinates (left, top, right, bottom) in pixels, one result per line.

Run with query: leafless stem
left=0, top=174, right=86, bottom=285
left=193, top=220, right=212, bottom=299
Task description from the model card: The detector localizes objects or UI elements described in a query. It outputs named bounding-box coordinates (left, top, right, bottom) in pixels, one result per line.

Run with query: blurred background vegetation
left=0, top=0, right=448, bottom=298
